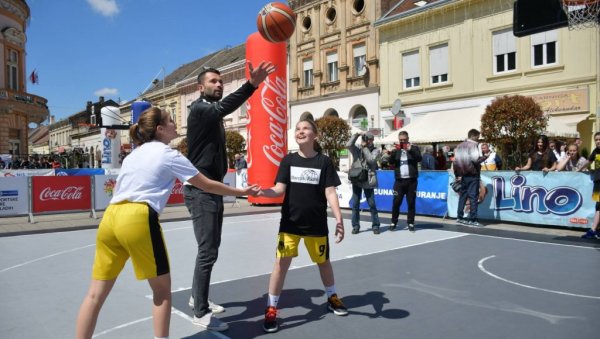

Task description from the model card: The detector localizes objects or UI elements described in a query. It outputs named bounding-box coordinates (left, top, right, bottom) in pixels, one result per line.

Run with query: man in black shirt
left=184, top=62, right=275, bottom=331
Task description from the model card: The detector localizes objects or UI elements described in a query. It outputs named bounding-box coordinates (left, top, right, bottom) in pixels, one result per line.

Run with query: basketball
left=257, top=2, right=297, bottom=43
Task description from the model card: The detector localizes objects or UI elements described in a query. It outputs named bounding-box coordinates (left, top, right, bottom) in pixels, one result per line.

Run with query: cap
left=365, top=133, right=374, bottom=140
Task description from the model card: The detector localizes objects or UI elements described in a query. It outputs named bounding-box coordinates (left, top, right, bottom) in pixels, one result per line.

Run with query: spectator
left=234, top=153, right=247, bottom=170
left=420, top=146, right=436, bottom=170
left=550, top=139, right=566, bottom=161
left=435, top=149, right=447, bottom=170
left=388, top=131, right=422, bottom=232
left=379, top=148, right=391, bottom=169
left=556, top=143, right=588, bottom=172
left=582, top=132, right=600, bottom=239
left=346, top=132, right=381, bottom=234
left=453, top=129, right=487, bottom=227
left=515, top=135, right=558, bottom=172
left=480, top=143, right=502, bottom=170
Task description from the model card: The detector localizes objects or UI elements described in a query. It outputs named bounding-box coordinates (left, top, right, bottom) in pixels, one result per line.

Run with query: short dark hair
left=467, top=129, right=480, bottom=138
left=197, top=67, right=220, bottom=84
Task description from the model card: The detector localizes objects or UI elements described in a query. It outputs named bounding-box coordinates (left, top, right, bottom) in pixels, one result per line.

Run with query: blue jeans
left=351, top=185, right=380, bottom=229
left=457, top=176, right=480, bottom=221
left=183, top=186, right=224, bottom=317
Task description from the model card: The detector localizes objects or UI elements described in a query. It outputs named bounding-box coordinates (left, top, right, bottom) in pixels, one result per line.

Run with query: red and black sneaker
left=262, top=306, right=279, bottom=333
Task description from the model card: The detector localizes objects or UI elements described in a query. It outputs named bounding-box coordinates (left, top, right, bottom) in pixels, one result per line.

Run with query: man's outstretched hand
left=248, top=61, right=276, bottom=87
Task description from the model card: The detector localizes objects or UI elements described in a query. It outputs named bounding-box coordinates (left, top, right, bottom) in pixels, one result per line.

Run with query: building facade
left=0, top=0, right=49, bottom=157
left=376, top=0, right=597, bottom=150
left=288, top=0, right=383, bottom=139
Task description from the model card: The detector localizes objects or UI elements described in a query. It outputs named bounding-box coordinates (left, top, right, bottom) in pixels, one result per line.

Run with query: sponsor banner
left=346, top=170, right=448, bottom=216
left=223, top=172, right=236, bottom=203
left=94, top=175, right=118, bottom=210
left=166, top=179, right=185, bottom=205
left=336, top=171, right=353, bottom=208
left=31, top=176, right=92, bottom=213
left=246, top=32, right=287, bottom=204
left=56, top=168, right=105, bottom=176
left=447, top=171, right=593, bottom=228
left=1, top=169, right=55, bottom=177
left=101, top=106, right=122, bottom=169
left=0, top=177, right=29, bottom=216
left=103, top=168, right=120, bottom=176
left=235, top=168, right=248, bottom=190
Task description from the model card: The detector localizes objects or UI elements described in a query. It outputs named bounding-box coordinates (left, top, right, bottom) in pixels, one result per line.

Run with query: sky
left=25, top=0, right=274, bottom=122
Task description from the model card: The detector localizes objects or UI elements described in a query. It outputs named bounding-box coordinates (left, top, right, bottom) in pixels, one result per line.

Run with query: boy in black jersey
left=260, top=119, right=348, bottom=333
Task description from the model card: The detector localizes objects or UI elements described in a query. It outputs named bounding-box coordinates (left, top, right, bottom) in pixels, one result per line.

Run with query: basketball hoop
left=562, top=0, right=600, bottom=29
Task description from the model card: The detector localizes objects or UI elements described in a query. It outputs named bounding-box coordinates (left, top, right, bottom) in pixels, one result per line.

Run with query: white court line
left=0, top=244, right=95, bottom=273
left=0, top=216, right=280, bottom=274
left=478, top=255, right=600, bottom=300
left=468, top=232, right=600, bottom=250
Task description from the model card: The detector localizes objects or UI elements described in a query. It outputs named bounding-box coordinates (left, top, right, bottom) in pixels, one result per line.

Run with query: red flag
left=29, top=70, right=38, bottom=84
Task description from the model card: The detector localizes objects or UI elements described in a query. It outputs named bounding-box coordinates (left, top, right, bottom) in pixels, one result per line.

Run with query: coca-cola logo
left=40, top=186, right=83, bottom=201
left=259, top=75, right=287, bottom=167
left=171, top=182, right=184, bottom=195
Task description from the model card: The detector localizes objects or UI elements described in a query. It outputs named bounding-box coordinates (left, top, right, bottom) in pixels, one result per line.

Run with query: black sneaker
left=389, top=223, right=397, bottom=231
left=351, top=228, right=359, bottom=234
left=456, top=218, right=467, bottom=225
left=262, top=306, right=279, bottom=333
left=373, top=227, right=380, bottom=235
left=407, top=224, right=415, bottom=232
left=327, top=294, right=348, bottom=316
left=582, top=229, right=597, bottom=239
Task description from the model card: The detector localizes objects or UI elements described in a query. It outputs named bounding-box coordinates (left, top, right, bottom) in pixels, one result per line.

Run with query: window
left=493, top=29, right=516, bottom=73
left=7, top=49, right=19, bottom=90
left=326, top=52, right=338, bottom=82
left=302, top=58, right=313, bottom=87
left=531, top=30, right=557, bottom=67
left=353, top=44, right=366, bottom=76
left=429, top=44, right=448, bottom=84
left=403, top=51, right=420, bottom=89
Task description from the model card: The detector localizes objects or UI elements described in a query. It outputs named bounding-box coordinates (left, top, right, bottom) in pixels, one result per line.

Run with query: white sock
left=268, top=294, right=279, bottom=307
left=325, top=285, right=336, bottom=298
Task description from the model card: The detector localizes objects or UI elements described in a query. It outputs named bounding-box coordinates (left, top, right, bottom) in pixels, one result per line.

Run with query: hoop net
left=562, top=0, right=600, bottom=29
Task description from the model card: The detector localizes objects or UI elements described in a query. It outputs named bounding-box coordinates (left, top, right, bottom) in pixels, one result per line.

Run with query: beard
left=203, top=90, right=223, bottom=102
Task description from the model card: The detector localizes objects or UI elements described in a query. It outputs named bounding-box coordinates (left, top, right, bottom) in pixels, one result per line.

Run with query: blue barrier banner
left=55, top=169, right=105, bottom=176
left=447, top=171, right=594, bottom=228
left=350, top=170, right=448, bottom=217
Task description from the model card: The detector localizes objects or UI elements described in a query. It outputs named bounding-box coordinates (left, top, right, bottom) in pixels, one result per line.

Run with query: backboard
left=513, top=0, right=600, bottom=37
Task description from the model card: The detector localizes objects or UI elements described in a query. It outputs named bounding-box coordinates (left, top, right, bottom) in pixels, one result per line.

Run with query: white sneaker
left=188, top=296, right=226, bottom=314
left=192, top=312, right=228, bottom=331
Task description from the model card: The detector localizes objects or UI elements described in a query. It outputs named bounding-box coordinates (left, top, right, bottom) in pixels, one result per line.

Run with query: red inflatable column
left=246, top=32, right=287, bottom=204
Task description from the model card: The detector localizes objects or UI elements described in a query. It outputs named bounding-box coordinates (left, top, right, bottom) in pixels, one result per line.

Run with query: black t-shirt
left=276, top=152, right=341, bottom=236
left=589, top=148, right=600, bottom=181
left=530, top=151, right=557, bottom=170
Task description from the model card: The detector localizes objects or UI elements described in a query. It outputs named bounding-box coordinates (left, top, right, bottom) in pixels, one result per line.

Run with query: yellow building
left=0, top=0, right=49, bottom=157
left=376, top=0, right=597, bottom=150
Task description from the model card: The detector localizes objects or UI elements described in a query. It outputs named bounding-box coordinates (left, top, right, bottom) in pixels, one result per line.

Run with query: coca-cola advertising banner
left=94, top=175, right=118, bottom=210
left=32, top=176, right=92, bottom=213
left=166, top=179, right=184, bottom=205
left=246, top=32, right=286, bottom=204
left=0, top=177, right=29, bottom=216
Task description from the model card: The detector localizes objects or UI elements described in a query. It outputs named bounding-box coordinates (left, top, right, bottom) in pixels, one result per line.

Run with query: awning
left=544, top=113, right=588, bottom=138
left=375, top=106, right=485, bottom=145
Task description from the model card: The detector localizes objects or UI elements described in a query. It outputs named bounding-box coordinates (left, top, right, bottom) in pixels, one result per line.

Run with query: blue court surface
left=1, top=212, right=598, bottom=338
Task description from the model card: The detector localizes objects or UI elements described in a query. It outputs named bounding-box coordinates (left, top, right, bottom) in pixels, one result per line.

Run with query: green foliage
left=480, top=95, right=547, bottom=169
left=315, top=116, right=352, bottom=169
left=225, top=130, right=246, bottom=168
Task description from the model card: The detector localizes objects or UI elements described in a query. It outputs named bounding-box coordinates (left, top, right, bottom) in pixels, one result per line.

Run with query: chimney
left=50, top=115, right=55, bottom=124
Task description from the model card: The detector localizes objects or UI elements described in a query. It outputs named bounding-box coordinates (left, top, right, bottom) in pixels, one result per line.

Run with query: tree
left=225, top=130, right=246, bottom=168
left=315, top=116, right=352, bottom=169
left=480, top=95, right=547, bottom=170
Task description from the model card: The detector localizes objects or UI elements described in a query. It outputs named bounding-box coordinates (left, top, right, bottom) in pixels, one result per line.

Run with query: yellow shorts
left=276, top=232, right=329, bottom=264
left=92, top=202, right=170, bottom=280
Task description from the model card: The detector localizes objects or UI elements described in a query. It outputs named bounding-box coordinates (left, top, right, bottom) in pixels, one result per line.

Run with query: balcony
left=0, top=88, right=49, bottom=124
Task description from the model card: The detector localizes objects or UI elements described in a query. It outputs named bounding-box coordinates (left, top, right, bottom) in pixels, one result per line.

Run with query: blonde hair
left=129, top=107, right=167, bottom=146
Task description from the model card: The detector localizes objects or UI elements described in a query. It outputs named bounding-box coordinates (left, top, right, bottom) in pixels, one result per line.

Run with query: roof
left=143, top=43, right=246, bottom=95
left=377, top=0, right=451, bottom=26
